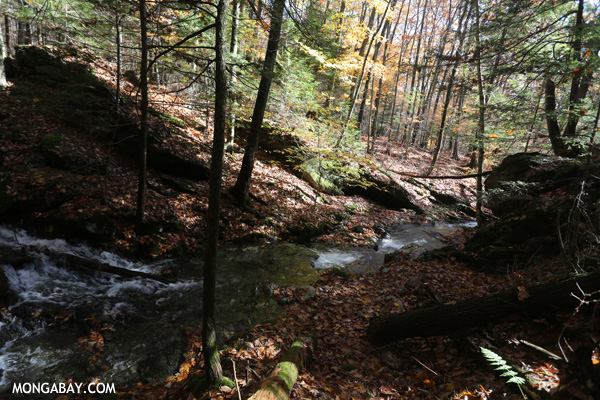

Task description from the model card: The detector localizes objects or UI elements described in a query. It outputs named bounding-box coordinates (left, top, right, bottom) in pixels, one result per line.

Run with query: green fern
left=480, top=347, right=527, bottom=399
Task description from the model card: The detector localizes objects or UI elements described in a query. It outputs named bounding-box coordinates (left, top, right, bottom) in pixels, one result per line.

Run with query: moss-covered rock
left=299, top=157, right=344, bottom=195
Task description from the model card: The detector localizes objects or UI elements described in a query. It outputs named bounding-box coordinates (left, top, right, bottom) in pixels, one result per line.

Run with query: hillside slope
left=0, top=45, right=476, bottom=256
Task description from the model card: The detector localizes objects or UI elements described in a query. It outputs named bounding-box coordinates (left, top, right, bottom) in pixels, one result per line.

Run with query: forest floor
left=0, top=47, right=596, bottom=400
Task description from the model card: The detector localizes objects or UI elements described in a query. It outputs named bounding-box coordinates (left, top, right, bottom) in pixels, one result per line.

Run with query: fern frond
left=480, top=347, right=527, bottom=399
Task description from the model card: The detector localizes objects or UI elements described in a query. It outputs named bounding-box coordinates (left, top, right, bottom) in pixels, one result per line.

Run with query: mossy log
left=248, top=337, right=311, bottom=400
left=367, top=271, right=600, bottom=345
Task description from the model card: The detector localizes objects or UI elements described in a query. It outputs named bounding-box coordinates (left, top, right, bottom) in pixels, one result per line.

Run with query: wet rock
left=300, top=285, right=317, bottom=300
left=384, top=244, right=430, bottom=262
left=373, top=224, right=387, bottom=236
left=352, top=224, right=366, bottom=233
left=104, top=323, right=186, bottom=385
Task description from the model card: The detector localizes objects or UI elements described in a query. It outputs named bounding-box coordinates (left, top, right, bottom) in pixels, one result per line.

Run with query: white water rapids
left=0, top=220, right=474, bottom=391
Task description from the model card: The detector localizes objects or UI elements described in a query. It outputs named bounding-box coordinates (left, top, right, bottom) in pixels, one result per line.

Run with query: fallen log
left=367, top=271, right=600, bottom=345
left=248, top=337, right=311, bottom=400
left=57, top=253, right=172, bottom=284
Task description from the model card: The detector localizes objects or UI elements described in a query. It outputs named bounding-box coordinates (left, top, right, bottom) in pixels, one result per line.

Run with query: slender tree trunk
left=451, top=84, right=466, bottom=160
left=388, top=0, right=411, bottom=137
left=357, top=71, right=372, bottom=131
left=226, top=0, right=241, bottom=152
left=0, top=12, right=7, bottom=88
left=335, top=0, right=392, bottom=148
left=4, top=15, right=11, bottom=58
left=358, top=7, right=377, bottom=55
left=232, top=0, right=285, bottom=204
left=115, top=3, right=122, bottom=111
left=367, top=75, right=375, bottom=153
left=353, top=6, right=379, bottom=127
left=404, top=0, right=428, bottom=143
left=426, top=0, right=469, bottom=175
left=370, top=13, right=396, bottom=152
left=563, top=0, right=585, bottom=139
left=135, top=0, right=149, bottom=230
left=420, top=2, right=457, bottom=139
left=544, top=76, right=567, bottom=155
left=202, top=0, right=229, bottom=385
left=524, top=92, right=543, bottom=152
left=472, top=0, right=485, bottom=225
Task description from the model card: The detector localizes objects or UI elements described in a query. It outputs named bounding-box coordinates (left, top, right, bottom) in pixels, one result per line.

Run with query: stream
left=0, top=221, right=474, bottom=392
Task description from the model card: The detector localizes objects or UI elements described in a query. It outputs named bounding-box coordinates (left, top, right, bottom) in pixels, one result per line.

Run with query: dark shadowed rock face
left=464, top=152, right=600, bottom=272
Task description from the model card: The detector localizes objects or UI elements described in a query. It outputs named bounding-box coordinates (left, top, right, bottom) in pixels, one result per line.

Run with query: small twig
left=411, top=356, right=438, bottom=376
left=510, top=339, right=563, bottom=361
left=247, top=366, right=261, bottom=380
left=231, top=359, right=241, bottom=400
left=558, top=283, right=600, bottom=361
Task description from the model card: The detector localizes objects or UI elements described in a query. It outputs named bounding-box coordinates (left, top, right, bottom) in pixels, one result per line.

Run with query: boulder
left=463, top=152, right=600, bottom=272
left=485, top=152, right=550, bottom=190
left=237, top=125, right=422, bottom=212
left=384, top=243, right=430, bottom=262
left=147, top=146, right=210, bottom=181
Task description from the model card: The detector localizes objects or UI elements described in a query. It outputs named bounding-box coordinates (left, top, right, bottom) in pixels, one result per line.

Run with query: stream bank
left=0, top=220, right=473, bottom=392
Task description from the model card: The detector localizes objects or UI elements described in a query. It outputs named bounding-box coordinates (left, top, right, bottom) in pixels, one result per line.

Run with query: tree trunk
left=226, top=0, right=241, bottom=153
left=231, top=0, right=285, bottom=205
left=114, top=2, right=122, bottom=111
left=248, top=338, right=312, bottom=400
left=544, top=77, right=567, bottom=155
left=203, top=0, right=229, bottom=385
left=403, top=0, right=428, bottom=143
left=4, top=15, right=11, bottom=58
left=0, top=13, right=7, bottom=88
left=367, top=271, right=600, bottom=345
left=562, top=0, right=585, bottom=139
left=472, top=0, right=485, bottom=225
left=387, top=0, right=411, bottom=137
left=426, top=0, right=469, bottom=175
left=135, top=0, right=149, bottom=230
left=335, top=0, right=392, bottom=148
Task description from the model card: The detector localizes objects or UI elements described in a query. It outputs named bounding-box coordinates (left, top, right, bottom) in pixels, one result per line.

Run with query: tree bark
left=367, top=271, right=600, bottom=345
left=403, top=0, right=428, bottom=143
left=202, top=0, right=229, bottom=385
left=248, top=338, right=312, bottom=400
left=563, top=0, right=585, bottom=139
left=114, top=1, right=122, bottom=111
left=387, top=0, right=411, bottom=137
left=472, top=0, right=485, bottom=225
left=544, top=77, right=567, bottom=155
left=232, top=0, right=285, bottom=205
left=135, top=0, right=149, bottom=230
left=226, top=0, right=241, bottom=153
left=0, top=12, right=7, bottom=88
